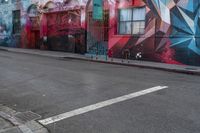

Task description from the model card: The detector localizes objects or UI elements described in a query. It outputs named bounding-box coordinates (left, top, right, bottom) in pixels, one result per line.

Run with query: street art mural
left=0, top=0, right=200, bottom=66
left=42, top=9, right=84, bottom=52
left=0, top=23, right=9, bottom=46
left=0, top=5, right=14, bottom=47
left=21, top=4, right=40, bottom=48
left=39, top=0, right=87, bottom=53
left=109, top=0, right=200, bottom=65
left=144, top=0, right=200, bottom=65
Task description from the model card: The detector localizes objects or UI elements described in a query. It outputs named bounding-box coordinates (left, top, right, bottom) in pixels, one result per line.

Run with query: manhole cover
left=14, top=111, right=41, bottom=123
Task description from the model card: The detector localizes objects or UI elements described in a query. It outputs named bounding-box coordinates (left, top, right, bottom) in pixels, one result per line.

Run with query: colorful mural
left=0, top=3, right=14, bottom=47
left=42, top=9, right=84, bottom=52
left=0, top=0, right=200, bottom=66
left=145, top=0, right=200, bottom=65
left=109, top=0, right=200, bottom=65
left=39, top=0, right=87, bottom=53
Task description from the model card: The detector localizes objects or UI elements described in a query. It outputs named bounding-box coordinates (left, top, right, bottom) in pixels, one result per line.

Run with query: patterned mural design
left=145, top=0, right=200, bottom=65
left=0, top=0, right=200, bottom=66
left=39, top=0, right=87, bottom=53
left=43, top=9, right=85, bottom=52
left=0, top=3, right=17, bottom=47
left=109, top=0, right=200, bottom=65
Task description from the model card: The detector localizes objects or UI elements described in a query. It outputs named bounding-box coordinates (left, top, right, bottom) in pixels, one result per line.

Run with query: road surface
left=0, top=51, right=200, bottom=133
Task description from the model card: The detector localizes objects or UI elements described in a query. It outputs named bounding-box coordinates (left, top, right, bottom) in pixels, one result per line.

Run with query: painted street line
left=39, top=86, right=168, bottom=125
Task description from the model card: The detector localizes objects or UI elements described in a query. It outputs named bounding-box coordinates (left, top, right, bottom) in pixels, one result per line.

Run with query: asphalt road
left=0, top=51, right=200, bottom=133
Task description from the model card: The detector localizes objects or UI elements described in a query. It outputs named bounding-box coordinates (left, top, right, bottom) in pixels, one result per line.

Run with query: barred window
left=118, top=7, right=146, bottom=35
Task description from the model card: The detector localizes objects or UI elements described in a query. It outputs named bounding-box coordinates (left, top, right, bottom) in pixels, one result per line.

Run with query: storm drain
left=14, top=111, right=41, bottom=124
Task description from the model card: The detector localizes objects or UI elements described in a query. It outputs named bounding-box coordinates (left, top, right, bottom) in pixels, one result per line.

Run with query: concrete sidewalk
left=0, top=105, right=48, bottom=133
left=0, top=46, right=200, bottom=75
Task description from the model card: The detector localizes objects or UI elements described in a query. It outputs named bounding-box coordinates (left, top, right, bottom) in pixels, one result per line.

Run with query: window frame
left=118, top=6, right=146, bottom=35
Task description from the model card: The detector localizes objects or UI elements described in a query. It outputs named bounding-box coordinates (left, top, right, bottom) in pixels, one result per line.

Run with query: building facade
left=0, top=0, right=51, bottom=48
left=0, top=0, right=200, bottom=66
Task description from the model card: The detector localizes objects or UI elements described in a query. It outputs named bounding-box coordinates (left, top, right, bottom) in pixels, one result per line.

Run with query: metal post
left=105, top=49, right=108, bottom=61
left=96, top=46, right=98, bottom=60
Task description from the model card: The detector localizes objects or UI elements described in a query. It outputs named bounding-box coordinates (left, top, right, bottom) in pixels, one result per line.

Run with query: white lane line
left=39, top=86, right=168, bottom=125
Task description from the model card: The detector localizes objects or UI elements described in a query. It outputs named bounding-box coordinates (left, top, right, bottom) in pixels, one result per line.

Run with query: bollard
left=96, top=50, right=98, bottom=60
left=105, top=49, right=108, bottom=61
left=123, top=49, right=130, bottom=64
left=108, top=49, right=113, bottom=62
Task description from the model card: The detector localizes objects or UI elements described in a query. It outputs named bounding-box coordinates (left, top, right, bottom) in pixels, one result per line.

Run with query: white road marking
left=39, top=86, right=168, bottom=125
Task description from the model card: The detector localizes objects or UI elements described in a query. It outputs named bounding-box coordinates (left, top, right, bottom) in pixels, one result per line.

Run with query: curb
left=0, top=104, right=49, bottom=133
left=0, top=48, right=8, bottom=51
left=73, top=59, right=200, bottom=76
left=1, top=47, right=200, bottom=76
left=60, top=56, right=200, bottom=76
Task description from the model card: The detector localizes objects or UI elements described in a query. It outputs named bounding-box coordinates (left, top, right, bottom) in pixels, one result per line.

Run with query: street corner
left=0, top=104, right=49, bottom=133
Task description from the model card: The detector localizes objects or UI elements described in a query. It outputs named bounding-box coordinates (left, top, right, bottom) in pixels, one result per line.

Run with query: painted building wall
left=0, top=0, right=62, bottom=48
left=39, top=0, right=88, bottom=53
left=0, top=0, right=30, bottom=47
left=108, top=0, right=200, bottom=66
left=0, top=0, right=200, bottom=66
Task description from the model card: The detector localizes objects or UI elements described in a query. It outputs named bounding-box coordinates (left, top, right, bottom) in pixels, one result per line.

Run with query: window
left=12, top=10, right=21, bottom=34
left=118, top=7, right=146, bottom=35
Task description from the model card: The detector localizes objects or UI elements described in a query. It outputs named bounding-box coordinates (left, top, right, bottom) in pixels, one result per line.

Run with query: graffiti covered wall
left=0, top=0, right=200, bottom=66
left=0, top=0, right=28, bottom=47
left=0, top=0, right=62, bottom=48
left=40, top=0, right=87, bottom=53
left=109, top=0, right=200, bottom=66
